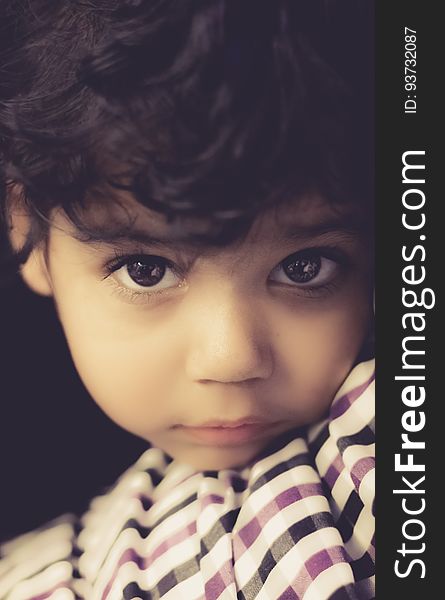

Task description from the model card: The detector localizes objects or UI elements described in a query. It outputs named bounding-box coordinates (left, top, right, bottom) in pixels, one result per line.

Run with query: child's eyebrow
left=74, top=227, right=195, bottom=248
left=73, top=214, right=368, bottom=248
left=283, top=215, right=369, bottom=240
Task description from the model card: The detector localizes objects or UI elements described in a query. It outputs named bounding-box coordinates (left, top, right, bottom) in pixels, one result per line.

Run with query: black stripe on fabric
left=72, top=546, right=82, bottom=559
left=238, top=573, right=262, bottom=600
left=122, top=555, right=201, bottom=597
left=350, top=551, right=375, bottom=581
left=164, top=453, right=174, bottom=465
left=230, top=475, right=248, bottom=493
left=122, top=518, right=151, bottom=539
left=200, top=522, right=226, bottom=559
left=156, top=570, right=179, bottom=597
left=123, top=581, right=152, bottom=599
left=2, top=522, right=80, bottom=586
left=200, top=538, right=209, bottom=557
left=86, top=517, right=154, bottom=584
left=320, top=475, right=334, bottom=503
left=288, top=511, right=335, bottom=544
left=337, top=423, right=375, bottom=454
left=250, top=452, right=312, bottom=494
left=328, top=583, right=361, bottom=600
left=258, top=548, right=278, bottom=584
left=239, top=511, right=335, bottom=600
left=220, top=508, right=242, bottom=533
left=253, top=425, right=306, bottom=461
left=308, top=423, right=330, bottom=458
left=110, top=492, right=201, bottom=585
left=202, top=470, right=219, bottom=478
left=149, top=492, right=197, bottom=529
left=143, top=467, right=164, bottom=487
left=155, top=556, right=200, bottom=596
left=72, top=517, right=83, bottom=537
left=200, top=508, right=241, bottom=558
left=353, top=574, right=375, bottom=600
left=169, top=556, right=200, bottom=587
left=335, top=492, right=364, bottom=543
left=140, top=495, right=153, bottom=511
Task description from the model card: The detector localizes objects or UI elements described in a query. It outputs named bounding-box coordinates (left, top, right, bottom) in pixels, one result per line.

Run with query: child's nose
left=184, top=292, right=274, bottom=384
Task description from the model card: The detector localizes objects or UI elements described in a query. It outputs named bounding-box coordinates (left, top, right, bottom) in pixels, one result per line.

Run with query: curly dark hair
left=0, top=0, right=374, bottom=279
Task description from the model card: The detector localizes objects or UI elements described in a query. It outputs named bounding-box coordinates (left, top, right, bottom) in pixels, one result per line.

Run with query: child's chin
left=171, top=443, right=268, bottom=472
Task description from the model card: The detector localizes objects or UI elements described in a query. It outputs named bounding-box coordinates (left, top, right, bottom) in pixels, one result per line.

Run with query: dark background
left=376, top=0, right=441, bottom=595
left=0, top=276, right=147, bottom=543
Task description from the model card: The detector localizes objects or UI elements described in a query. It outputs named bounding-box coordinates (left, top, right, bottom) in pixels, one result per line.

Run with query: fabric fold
left=0, top=360, right=374, bottom=600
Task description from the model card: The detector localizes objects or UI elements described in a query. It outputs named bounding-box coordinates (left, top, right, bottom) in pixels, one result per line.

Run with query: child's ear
left=7, top=191, right=53, bottom=297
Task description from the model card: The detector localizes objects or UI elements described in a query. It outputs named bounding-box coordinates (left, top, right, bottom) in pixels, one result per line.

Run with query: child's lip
left=187, top=417, right=269, bottom=428
left=174, top=420, right=280, bottom=446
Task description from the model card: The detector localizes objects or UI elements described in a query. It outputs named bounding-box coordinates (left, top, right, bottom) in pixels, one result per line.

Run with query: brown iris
left=126, top=258, right=167, bottom=287
left=282, top=253, right=321, bottom=284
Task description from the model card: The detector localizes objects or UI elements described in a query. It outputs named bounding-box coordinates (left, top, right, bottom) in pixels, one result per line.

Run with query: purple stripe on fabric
left=350, top=457, right=375, bottom=491
left=327, top=545, right=349, bottom=564
left=119, top=548, right=144, bottom=569
left=238, top=517, right=261, bottom=548
left=323, top=455, right=344, bottom=489
left=342, top=546, right=353, bottom=562
left=205, top=572, right=226, bottom=599
left=330, top=372, right=375, bottom=420
left=32, top=585, right=71, bottom=600
left=101, top=548, right=144, bottom=600
left=298, top=482, right=324, bottom=499
left=291, top=566, right=313, bottom=597
left=150, top=521, right=197, bottom=562
left=278, top=586, right=300, bottom=599
left=305, top=545, right=348, bottom=579
left=275, top=487, right=303, bottom=508
left=102, top=576, right=113, bottom=600
left=204, top=559, right=235, bottom=599
left=275, top=483, right=324, bottom=510
left=100, top=520, right=198, bottom=600
left=201, top=493, right=225, bottom=509
left=235, top=483, right=325, bottom=555
left=305, top=549, right=333, bottom=578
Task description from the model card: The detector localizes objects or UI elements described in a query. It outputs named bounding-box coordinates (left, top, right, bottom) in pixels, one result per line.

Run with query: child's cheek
left=48, top=275, right=177, bottom=435
left=271, top=291, right=371, bottom=418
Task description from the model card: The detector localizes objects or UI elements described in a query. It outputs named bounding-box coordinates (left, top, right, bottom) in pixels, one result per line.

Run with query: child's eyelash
left=101, top=251, right=184, bottom=303
left=295, top=245, right=350, bottom=265
left=103, top=277, right=172, bottom=304
left=268, top=245, right=351, bottom=298
left=100, top=245, right=351, bottom=304
left=102, top=251, right=176, bottom=278
left=102, top=245, right=350, bottom=272
left=104, top=246, right=156, bottom=269
left=290, top=280, right=341, bottom=298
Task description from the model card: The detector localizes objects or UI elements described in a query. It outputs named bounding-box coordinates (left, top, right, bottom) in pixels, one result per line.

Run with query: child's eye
left=107, top=255, right=182, bottom=293
left=269, top=248, right=344, bottom=289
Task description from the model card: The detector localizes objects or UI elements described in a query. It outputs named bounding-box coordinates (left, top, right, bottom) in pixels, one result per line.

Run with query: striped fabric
left=0, top=359, right=375, bottom=600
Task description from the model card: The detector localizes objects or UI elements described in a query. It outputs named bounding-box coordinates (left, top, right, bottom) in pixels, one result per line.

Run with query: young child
left=0, top=1, right=375, bottom=598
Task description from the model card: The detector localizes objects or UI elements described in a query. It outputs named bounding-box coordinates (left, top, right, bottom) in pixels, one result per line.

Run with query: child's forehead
left=52, top=191, right=367, bottom=249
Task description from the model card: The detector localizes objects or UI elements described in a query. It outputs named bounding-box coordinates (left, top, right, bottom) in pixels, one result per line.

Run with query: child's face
left=22, top=193, right=372, bottom=470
